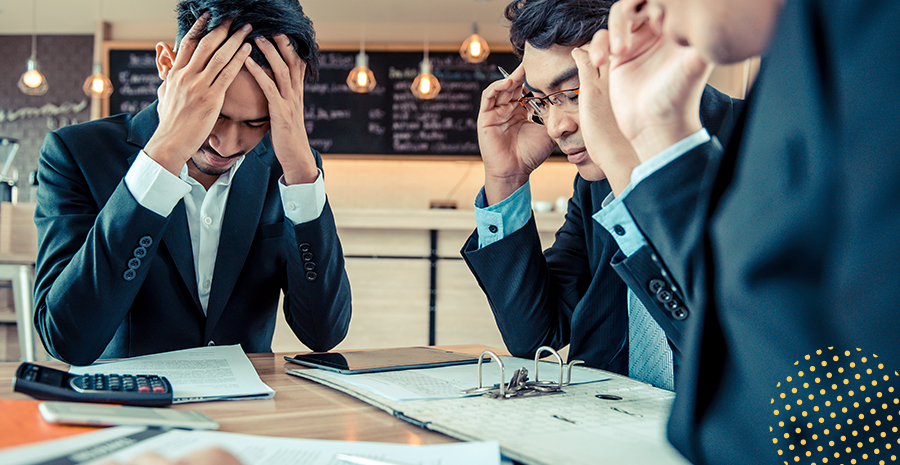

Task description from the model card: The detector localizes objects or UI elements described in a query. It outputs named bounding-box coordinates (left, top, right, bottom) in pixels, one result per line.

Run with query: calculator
left=13, top=362, right=174, bottom=407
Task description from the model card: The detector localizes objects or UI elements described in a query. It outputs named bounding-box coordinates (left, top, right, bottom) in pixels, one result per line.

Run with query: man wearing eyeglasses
left=461, top=0, right=741, bottom=387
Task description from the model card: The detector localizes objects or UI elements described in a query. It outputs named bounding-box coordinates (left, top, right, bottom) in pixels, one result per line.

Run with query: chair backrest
left=0, top=202, right=37, bottom=263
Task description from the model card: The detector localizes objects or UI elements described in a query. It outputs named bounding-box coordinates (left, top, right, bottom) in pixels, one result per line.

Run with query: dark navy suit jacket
left=613, top=0, right=900, bottom=462
left=34, top=102, right=352, bottom=366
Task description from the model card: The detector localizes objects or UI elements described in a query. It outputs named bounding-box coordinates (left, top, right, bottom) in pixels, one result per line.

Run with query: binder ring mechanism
left=461, top=346, right=584, bottom=400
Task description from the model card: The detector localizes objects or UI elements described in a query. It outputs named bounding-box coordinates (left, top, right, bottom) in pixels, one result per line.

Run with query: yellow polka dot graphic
left=771, top=348, right=900, bottom=465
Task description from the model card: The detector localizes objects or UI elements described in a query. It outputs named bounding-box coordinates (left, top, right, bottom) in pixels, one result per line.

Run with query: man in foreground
left=34, top=0, right=351, bottom=366
left=578, top=0, right=900, bottom=462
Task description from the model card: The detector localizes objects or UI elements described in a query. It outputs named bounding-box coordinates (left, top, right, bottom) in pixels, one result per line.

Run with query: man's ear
left=156, top=42, right=176, bottom=81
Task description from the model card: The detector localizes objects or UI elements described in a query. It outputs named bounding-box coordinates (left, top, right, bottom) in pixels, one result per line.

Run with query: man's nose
left=209, top=120, right=241, bottom=157
left=543, top=106, right=578, bottom=140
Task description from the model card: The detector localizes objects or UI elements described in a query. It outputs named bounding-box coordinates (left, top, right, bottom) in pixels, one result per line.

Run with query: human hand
left=144, top=13, right=254, bottom=176
left=570, top=48, right=640, bottom=196
left=477, top=65, right=557, bottom=205
left=244, top=35, right=318, bottom=185
left=104, top=448, right=242, bottom=465
left=587, top=0, right=712, bottom=162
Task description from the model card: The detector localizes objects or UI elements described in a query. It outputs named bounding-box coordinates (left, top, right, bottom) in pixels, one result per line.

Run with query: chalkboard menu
left=305, top=51, right=519, bottom=155
left=106, top=48, right=521, bottom=156
left=108, top=49, right=162, bottom=116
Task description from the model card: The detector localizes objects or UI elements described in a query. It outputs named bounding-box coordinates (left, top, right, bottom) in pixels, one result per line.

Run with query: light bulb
left=83, top=64, right=114, bottom=99
left=469, top=40, right=482, bottom=58
left=22, top=70, right=43, bottom=88
left=18, top=58, right=48, bottom=96
left=460, top=24, right=490, bottom=63
left=410, top=60, right=440, bottom=100
left=346, top=51, right=376, bottom=93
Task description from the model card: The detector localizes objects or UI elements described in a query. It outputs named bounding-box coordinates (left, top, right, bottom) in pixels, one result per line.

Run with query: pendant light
left=83, top=1, right=113, bottom=99
left=460, top=23, right=490, bottom=63
left=411, top=43, right=440, bottom=100
left=346, top=39, right=376, bottom=93
left=18, top=0, right=48, bottom=96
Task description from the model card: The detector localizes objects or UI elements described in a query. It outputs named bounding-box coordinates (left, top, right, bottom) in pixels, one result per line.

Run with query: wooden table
left=0, top=346, right=504, bottom=448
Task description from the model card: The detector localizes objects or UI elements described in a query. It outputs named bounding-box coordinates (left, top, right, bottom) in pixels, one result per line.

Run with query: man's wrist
left=483, top=173, right=529, bottom=206
left=630, top=120, right=703, bottom=163
left=143, top=137, right=191, bottom=177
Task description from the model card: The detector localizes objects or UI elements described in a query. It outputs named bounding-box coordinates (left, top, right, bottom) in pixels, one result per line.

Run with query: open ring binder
left=461, top=346, right=585, bottom=399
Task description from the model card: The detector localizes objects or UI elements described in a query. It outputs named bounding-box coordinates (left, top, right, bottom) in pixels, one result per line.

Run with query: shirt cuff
left=474, top=181, right=532, bottom=249
left=630, top=128, right=710, bottom=186
left=593, top=129, right=710, bottom=257
left=279, top=169, right=326, bottom=225
left=124, top=150, right=191, bottom=217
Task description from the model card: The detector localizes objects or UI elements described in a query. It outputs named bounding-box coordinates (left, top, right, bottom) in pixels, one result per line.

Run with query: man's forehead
left=522, top=44, right=580, bottom=94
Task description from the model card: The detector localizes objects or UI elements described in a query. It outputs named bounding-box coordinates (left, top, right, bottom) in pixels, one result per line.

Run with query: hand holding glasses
left=498, top=66, right=580, bottom=125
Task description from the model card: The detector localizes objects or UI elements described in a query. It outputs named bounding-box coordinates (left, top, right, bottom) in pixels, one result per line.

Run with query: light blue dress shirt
left=473, top=181, right=533, bottom=249
left=593, top=129, right=711, bottom=256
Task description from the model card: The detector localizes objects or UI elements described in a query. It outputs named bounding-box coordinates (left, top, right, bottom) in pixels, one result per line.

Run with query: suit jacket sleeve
left=34, top=128, right=173, bottom=365
left=281, top=192, right=352, bottom=352
left=461, top=177, right=628, bottom=372
left=608, top=86, right=741, bottom=352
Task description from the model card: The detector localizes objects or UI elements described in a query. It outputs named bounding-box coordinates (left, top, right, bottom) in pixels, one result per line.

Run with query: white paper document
left=69, top=344, right=274, bottom=403
left=0, top=426, right=500, bottom=465
left=287, top=356, right=609, bottom=401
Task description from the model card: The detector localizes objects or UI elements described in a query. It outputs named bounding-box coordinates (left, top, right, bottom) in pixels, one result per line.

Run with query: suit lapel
left=204, top=148, right=271, bottom=335
left=162, top=201, right=203, bottom=312
left=125, top=102, right=203, bottom=314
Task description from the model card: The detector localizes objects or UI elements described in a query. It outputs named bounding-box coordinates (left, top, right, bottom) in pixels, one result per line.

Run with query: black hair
left=175, top=0, right=319, bottom=81
left=505, top=0, right=616, bottom=58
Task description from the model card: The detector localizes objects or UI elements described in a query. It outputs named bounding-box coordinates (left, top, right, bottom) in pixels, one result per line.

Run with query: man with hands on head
left=578, top=0, right=900, bottom=463
left=34, top=0, right=351, bottom=366
left=461, top=0, right=740, bottom=389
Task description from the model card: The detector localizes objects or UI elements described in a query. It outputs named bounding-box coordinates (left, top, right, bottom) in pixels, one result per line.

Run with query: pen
left=499, top=66, right=541, bottom=116
left=335, top=453, right=410, bottom=465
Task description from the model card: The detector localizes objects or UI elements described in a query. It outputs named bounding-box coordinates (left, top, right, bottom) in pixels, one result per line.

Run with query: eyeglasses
left=517, top=87, right=580, bottom=125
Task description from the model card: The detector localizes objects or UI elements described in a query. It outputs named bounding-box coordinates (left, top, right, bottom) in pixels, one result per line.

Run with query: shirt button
left=488, top=225, right=498, bottom=234
left=203, top=279, right=211, bottom=289
left=203, top=216, right=212, bottom=226
left=286, top=202, right=296, bottom=211
left=613, top=224, right=626, bottom=236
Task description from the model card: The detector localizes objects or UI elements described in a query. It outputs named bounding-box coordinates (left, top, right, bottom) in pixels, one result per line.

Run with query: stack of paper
left=68, top=345, right=274, bottom=403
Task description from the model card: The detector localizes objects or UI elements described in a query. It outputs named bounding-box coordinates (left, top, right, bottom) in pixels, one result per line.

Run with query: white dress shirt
left=124, top=150, right=326, bottom=314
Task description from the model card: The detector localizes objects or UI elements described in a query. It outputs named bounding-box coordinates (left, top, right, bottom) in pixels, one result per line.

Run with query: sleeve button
left=123, top=269, right=136, bottom=281
left=304, top=262, right=316, bottom=271
left=299, top=243, right=311, bottom=253
left=656, top=288, right=674, bottom=303
left=305, top=271, right=317, bottom=281
left=133, top=246, right=147, bottom=258
left=649, top=279, right=667, bottom=293
left=302, top=252, right=314, bottom=262
left=139, top=236, right=153, bottom=247
left=128, top=258, right=141, bottom=269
